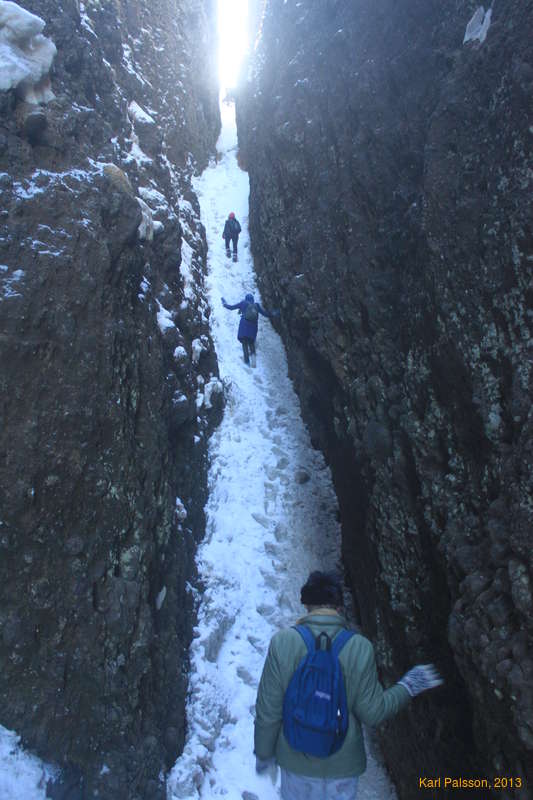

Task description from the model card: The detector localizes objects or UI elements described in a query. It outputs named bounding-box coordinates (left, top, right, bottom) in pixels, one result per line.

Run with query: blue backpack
left=282, top=625, right=354, bottom=757
left=243, top=302, right=258, bottom=322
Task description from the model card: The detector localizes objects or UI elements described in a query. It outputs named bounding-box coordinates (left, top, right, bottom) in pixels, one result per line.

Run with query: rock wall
left=0, top=1, right=220, bottom=798
left=238, top=0, right=533, bottom=796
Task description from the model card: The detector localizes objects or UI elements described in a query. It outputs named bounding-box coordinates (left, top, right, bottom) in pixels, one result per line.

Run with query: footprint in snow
left=273, top=523, right=288, bottom=541
left=247, top=635, right=266, bottom=655
left=260, top=570, right=279, bottom=591
left=271, top=445, right=288, bottom=459
left=264, top=479, right=281, bottom=508
left=251, top=511, right=270, bottom=528
left=236, top=665, right=257, bottom=688
left=263, top=540, right=279, bottom=556
left=256, top=603, right=276, bottom=619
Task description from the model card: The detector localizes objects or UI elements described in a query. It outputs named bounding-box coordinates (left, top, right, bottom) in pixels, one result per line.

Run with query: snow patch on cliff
left=156, top=300, right=175, bottom=333
left=128, top=100, right=155, bottom=125
left=0, top=267, right=23, bottom=299
left=0, top=1, right=56, bottom=103
left=463, top=6, right=492, bottom=45
left=137, top=197, right=154, bottom=241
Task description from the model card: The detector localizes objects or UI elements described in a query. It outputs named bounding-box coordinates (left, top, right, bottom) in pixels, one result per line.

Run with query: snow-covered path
left=167, top=103, right=397, bottom=800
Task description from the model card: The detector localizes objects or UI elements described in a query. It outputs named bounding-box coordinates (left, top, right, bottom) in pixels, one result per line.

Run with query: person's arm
left=257, top=304, right=280, bottom=318
left=254, top=634, right=285, bottom=760
left=352, top=639, right=411, bottom=727
left=221, top=297, right=242, bottom=310
left=236, top=221, right=242, bottom=233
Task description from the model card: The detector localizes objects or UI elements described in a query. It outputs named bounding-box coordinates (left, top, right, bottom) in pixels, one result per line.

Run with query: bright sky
left=218, top=0, right=249, bottom=91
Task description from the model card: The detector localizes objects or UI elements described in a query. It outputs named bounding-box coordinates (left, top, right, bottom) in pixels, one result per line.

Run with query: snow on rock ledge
left=463, top=6, right=492, bottom=45
left=137, top=196, right=154, bottom=241
left=128, top=100, right=155, bottom=125
left=0, top=1, right=56, bottom=103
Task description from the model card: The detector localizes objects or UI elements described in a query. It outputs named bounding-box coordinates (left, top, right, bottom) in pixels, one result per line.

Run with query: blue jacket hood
left=245, top=293, right=254, bottom=302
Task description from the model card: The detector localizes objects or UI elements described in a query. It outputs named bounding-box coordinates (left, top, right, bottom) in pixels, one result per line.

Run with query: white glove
left=398, top=664, right=443, bottom=697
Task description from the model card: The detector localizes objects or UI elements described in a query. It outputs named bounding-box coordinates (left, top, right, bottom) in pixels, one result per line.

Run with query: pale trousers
left=280, top=768, right=359, bottom=800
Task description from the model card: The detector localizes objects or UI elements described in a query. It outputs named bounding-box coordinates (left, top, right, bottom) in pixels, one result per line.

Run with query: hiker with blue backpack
left=254, top=571, right=442, bottom=799
left=221, top=292, right=278, bottom=367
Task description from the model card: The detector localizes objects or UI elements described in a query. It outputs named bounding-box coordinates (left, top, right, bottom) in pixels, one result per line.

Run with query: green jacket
left=254, top=610, right=410, bottom=778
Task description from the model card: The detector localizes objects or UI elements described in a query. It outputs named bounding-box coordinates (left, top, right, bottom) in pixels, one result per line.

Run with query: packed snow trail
left=167, top=102, right=397, bottom=800
left=0, top=727, right=56, bottom=800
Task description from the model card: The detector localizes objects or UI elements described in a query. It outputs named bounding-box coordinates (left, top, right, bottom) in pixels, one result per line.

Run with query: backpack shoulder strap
left=331, top=629, right=355, bottom=659
left=293, top=625, right=315, bottom=654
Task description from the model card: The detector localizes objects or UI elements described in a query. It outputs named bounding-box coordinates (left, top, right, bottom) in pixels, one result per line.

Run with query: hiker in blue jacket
left=254, top=571, right=443, bottom=800
left=221, top=292, right=277, bottom=367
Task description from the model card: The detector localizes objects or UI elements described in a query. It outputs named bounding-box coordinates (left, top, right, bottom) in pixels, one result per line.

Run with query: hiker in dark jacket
left=222, top=212, right=241, bottom=256
left=221, top=292, right=276, bottom=367
left=254, top=571, right=443, bottom=800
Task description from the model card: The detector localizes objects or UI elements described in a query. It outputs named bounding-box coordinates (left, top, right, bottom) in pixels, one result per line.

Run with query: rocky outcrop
left=0, top=1, right=220, bottom=798
left=238, top=0, right=533, bottom=795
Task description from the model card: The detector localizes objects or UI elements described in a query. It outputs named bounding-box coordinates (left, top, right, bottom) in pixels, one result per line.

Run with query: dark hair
left=300, top=571, right=343, bottom=608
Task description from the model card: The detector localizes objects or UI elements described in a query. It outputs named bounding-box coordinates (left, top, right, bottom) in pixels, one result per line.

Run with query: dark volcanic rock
left=0, top=1, right=220, bottom=799
left=238, top=0, right=533, bottom=795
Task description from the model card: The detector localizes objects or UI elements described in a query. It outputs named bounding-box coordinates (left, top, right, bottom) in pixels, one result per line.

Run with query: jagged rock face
left=238, top=0, right=533, bottom=793
left=0, top=1, right=220, bottom=798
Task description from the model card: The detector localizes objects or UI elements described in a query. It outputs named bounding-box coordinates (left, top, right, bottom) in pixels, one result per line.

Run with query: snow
left=138, top=185, right=168, bottom=210
left=174, top=345, right=188, bottom=361
left=128, top=100, right=155, bottom=124
left=1, top=267, right=24, bottom=299
left=463, top=6, right=492, bottom=45
left=13, top=168, right=96, bottom=200
left=122, top=43, right=145, bottom=84
left=78, top=2, right=96, bottom=38
left=203, top=376, right=223, bottom=410
left=175, top=497, right=188, bottom=521
left=179, top=239, right=199, bottom=302
left=166, top=100, right=397, bottom=800
left=0, top=725, right=57, bottom=800
left=126, top=136, right=153, bottom=167
left=191, top=337, right=205, bottom=364
left=137, top=196, right=154, bottom=241
left=72, top=102, right=94, bottom=113
left=156, top=586, right=167, bottom=610
left=0, top=1, right=56, bottom=103
left=138, top=275, right=150, bottom=301
left=156, top=300, right=175, bottom=333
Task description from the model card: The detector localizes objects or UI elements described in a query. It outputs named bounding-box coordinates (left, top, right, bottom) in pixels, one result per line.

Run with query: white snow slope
left=0, top=726, right=56, bottom=800
left=167, top=101, right=397, bottom=800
